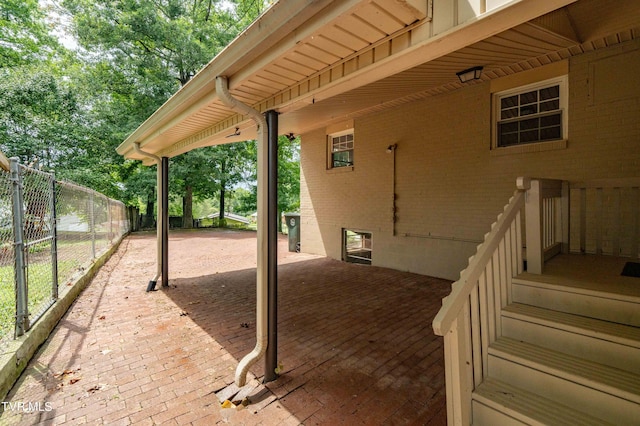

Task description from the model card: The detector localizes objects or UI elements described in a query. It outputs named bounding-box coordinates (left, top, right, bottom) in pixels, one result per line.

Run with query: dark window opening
left=496, top=83, right=563, bottom=147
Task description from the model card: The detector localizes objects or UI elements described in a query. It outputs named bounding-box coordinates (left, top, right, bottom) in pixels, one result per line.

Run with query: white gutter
left=116, top=0, right=336, bottom=159
left=133, top=143, right=163, bottom=285
left=215, top=76, right=269, bottom=387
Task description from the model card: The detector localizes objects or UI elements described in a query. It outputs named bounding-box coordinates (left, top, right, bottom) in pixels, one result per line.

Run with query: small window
left=494, top=77, right=567, bottom=148
left=343, top=229, right=372, bottom=265
left=329, top=132, right=354, bottom=168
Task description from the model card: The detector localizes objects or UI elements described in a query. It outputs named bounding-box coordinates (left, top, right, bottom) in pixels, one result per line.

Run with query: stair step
left=472, top=378, right=614, bottom=426
left=490, top=337, right=640, bottom=403
left=488, top=338, right=640, bottom=423
left=502, top=303, right=640, bottom=373
left=512, top=276, right=640, bottom=326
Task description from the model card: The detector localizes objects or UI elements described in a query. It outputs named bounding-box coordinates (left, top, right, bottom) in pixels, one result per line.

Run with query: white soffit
left=118, top=0, right=640, bottom=163
left=118, top=0, right=427, bottom=161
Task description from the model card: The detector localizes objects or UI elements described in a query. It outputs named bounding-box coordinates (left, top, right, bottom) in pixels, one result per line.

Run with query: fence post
left=50, top=173, right=59, bottom=300
left=89, top=191, right=96, bottom=259
left=10, top=158, right=29, bottom=336
left=108, top=197, right=113, bottom=245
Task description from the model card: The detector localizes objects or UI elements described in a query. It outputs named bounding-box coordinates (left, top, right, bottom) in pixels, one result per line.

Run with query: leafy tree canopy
left=58, top=0, right=274, bottom=217
left=62, top=0, right=261, bottom=86
left=0, top=65, right=81, bottom=168
left=0, top=0, right=300, bottom=227
left=234, top=135, right=300, bottom=230
left=0, top=0, right=57, bottom=67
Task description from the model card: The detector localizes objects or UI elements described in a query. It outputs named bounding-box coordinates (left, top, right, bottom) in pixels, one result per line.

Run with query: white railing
left=523, top=178, right=567, bottom=274
left=432, top=177, right=564, bottom=425
left=569, top=178, right=640, bottom=258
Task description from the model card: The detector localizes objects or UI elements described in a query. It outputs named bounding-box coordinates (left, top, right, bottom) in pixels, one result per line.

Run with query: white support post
left=525, top=179, right=543, bottom=274
left=561, top=180, right=570, bottom=254
left=446, top=310, right=473, bottom=426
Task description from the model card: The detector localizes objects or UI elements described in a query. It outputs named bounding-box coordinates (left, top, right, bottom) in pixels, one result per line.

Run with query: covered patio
left=2, top=229, right=451, bottom=425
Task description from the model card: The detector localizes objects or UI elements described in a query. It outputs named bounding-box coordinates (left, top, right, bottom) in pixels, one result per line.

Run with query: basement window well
left=343, top=229, right=372, bottom=265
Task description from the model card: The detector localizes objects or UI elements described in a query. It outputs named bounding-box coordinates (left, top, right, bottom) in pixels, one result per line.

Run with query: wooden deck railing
left=432, top=177, right=564, bottom=425
left=569, top=178, right=640, bottom=258
left=432, top=176, right=640, bottom=424
left=523, top=178, right=567, bottom=274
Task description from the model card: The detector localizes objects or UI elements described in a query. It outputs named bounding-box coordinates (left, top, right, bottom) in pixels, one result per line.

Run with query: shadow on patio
left=2, top=230, right=451, bottom=425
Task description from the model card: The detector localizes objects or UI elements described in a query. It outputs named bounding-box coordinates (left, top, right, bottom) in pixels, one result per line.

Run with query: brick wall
left=300, top=39, right=640, bottom=280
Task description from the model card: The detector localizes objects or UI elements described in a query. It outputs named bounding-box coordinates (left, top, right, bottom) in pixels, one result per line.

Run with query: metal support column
left=161, top=157, right=169, bottom=287
left=264, top=110, right=279, bottom=383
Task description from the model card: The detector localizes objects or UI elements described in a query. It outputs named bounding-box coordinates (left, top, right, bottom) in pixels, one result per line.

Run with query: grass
left=0, top=238, right=97, bottom=343
left=0, top=266, right=16, bottom=342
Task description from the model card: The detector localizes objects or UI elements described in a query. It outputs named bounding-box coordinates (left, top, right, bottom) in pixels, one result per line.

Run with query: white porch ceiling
left=117, top=0, right=640, bottom=163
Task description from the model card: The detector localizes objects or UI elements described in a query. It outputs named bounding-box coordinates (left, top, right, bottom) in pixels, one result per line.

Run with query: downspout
left=133, top=143, right=163, bottom=291
left=216, top=76, right=268, bottom=387
left=387, top=144, right=398, bottom=236
left=264, top=109, right=279, bottom=383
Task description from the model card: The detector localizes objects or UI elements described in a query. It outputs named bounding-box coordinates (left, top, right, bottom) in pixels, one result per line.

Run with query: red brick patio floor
left=1, top=229, right=451, bottom=425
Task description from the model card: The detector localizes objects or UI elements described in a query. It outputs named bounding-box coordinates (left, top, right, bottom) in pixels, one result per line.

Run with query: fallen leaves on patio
left=87, top=384, right=105, bottom=394
left=51, top=368, right=82, bottom=390
left=221, top=399, right=235, bottom=409
left=53, top=368, right=80, bottom=379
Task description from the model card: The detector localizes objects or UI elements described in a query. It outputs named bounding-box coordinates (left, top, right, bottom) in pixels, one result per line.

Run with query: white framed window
left=328, top=131, right=354, bottom=169
left=343, top=229, right=372, bottom=265
left=493, top=76, right=568, bottom=149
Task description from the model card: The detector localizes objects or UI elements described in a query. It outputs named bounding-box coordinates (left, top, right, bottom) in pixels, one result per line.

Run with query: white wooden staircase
left=432, top=177, right=640, bottom=425
left=473, top=272, right=640, bottom=425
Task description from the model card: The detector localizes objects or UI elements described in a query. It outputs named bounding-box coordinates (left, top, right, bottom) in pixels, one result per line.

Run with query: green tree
left=277, top=135, right=301, bottom=215
left=62, top=0, right=270, bottom=221
left=235, top=135, right=300, bottom=232
left=0, top=66, right=81, bottom=169
left=0, top=0, right=57, bottom=68
left=65, top=57, right=176, bottom=200
left=122, top=163, right=158, bottom=226
left=63, top=0, right=268, bottom=87
left=170, top=141, right=256, bottom=228
left=170, top=147, right=219, bottom=228
left=210, top=142, right=256, bottom=225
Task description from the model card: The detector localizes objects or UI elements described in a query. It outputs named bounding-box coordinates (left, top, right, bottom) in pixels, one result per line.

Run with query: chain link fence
left=0, top=170, right=15, bottom=344
left=0, top=158, right=129, bottom=347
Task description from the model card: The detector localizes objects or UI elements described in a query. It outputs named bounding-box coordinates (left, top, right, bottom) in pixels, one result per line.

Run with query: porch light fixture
left=456, top=66, right=483, bottom=83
